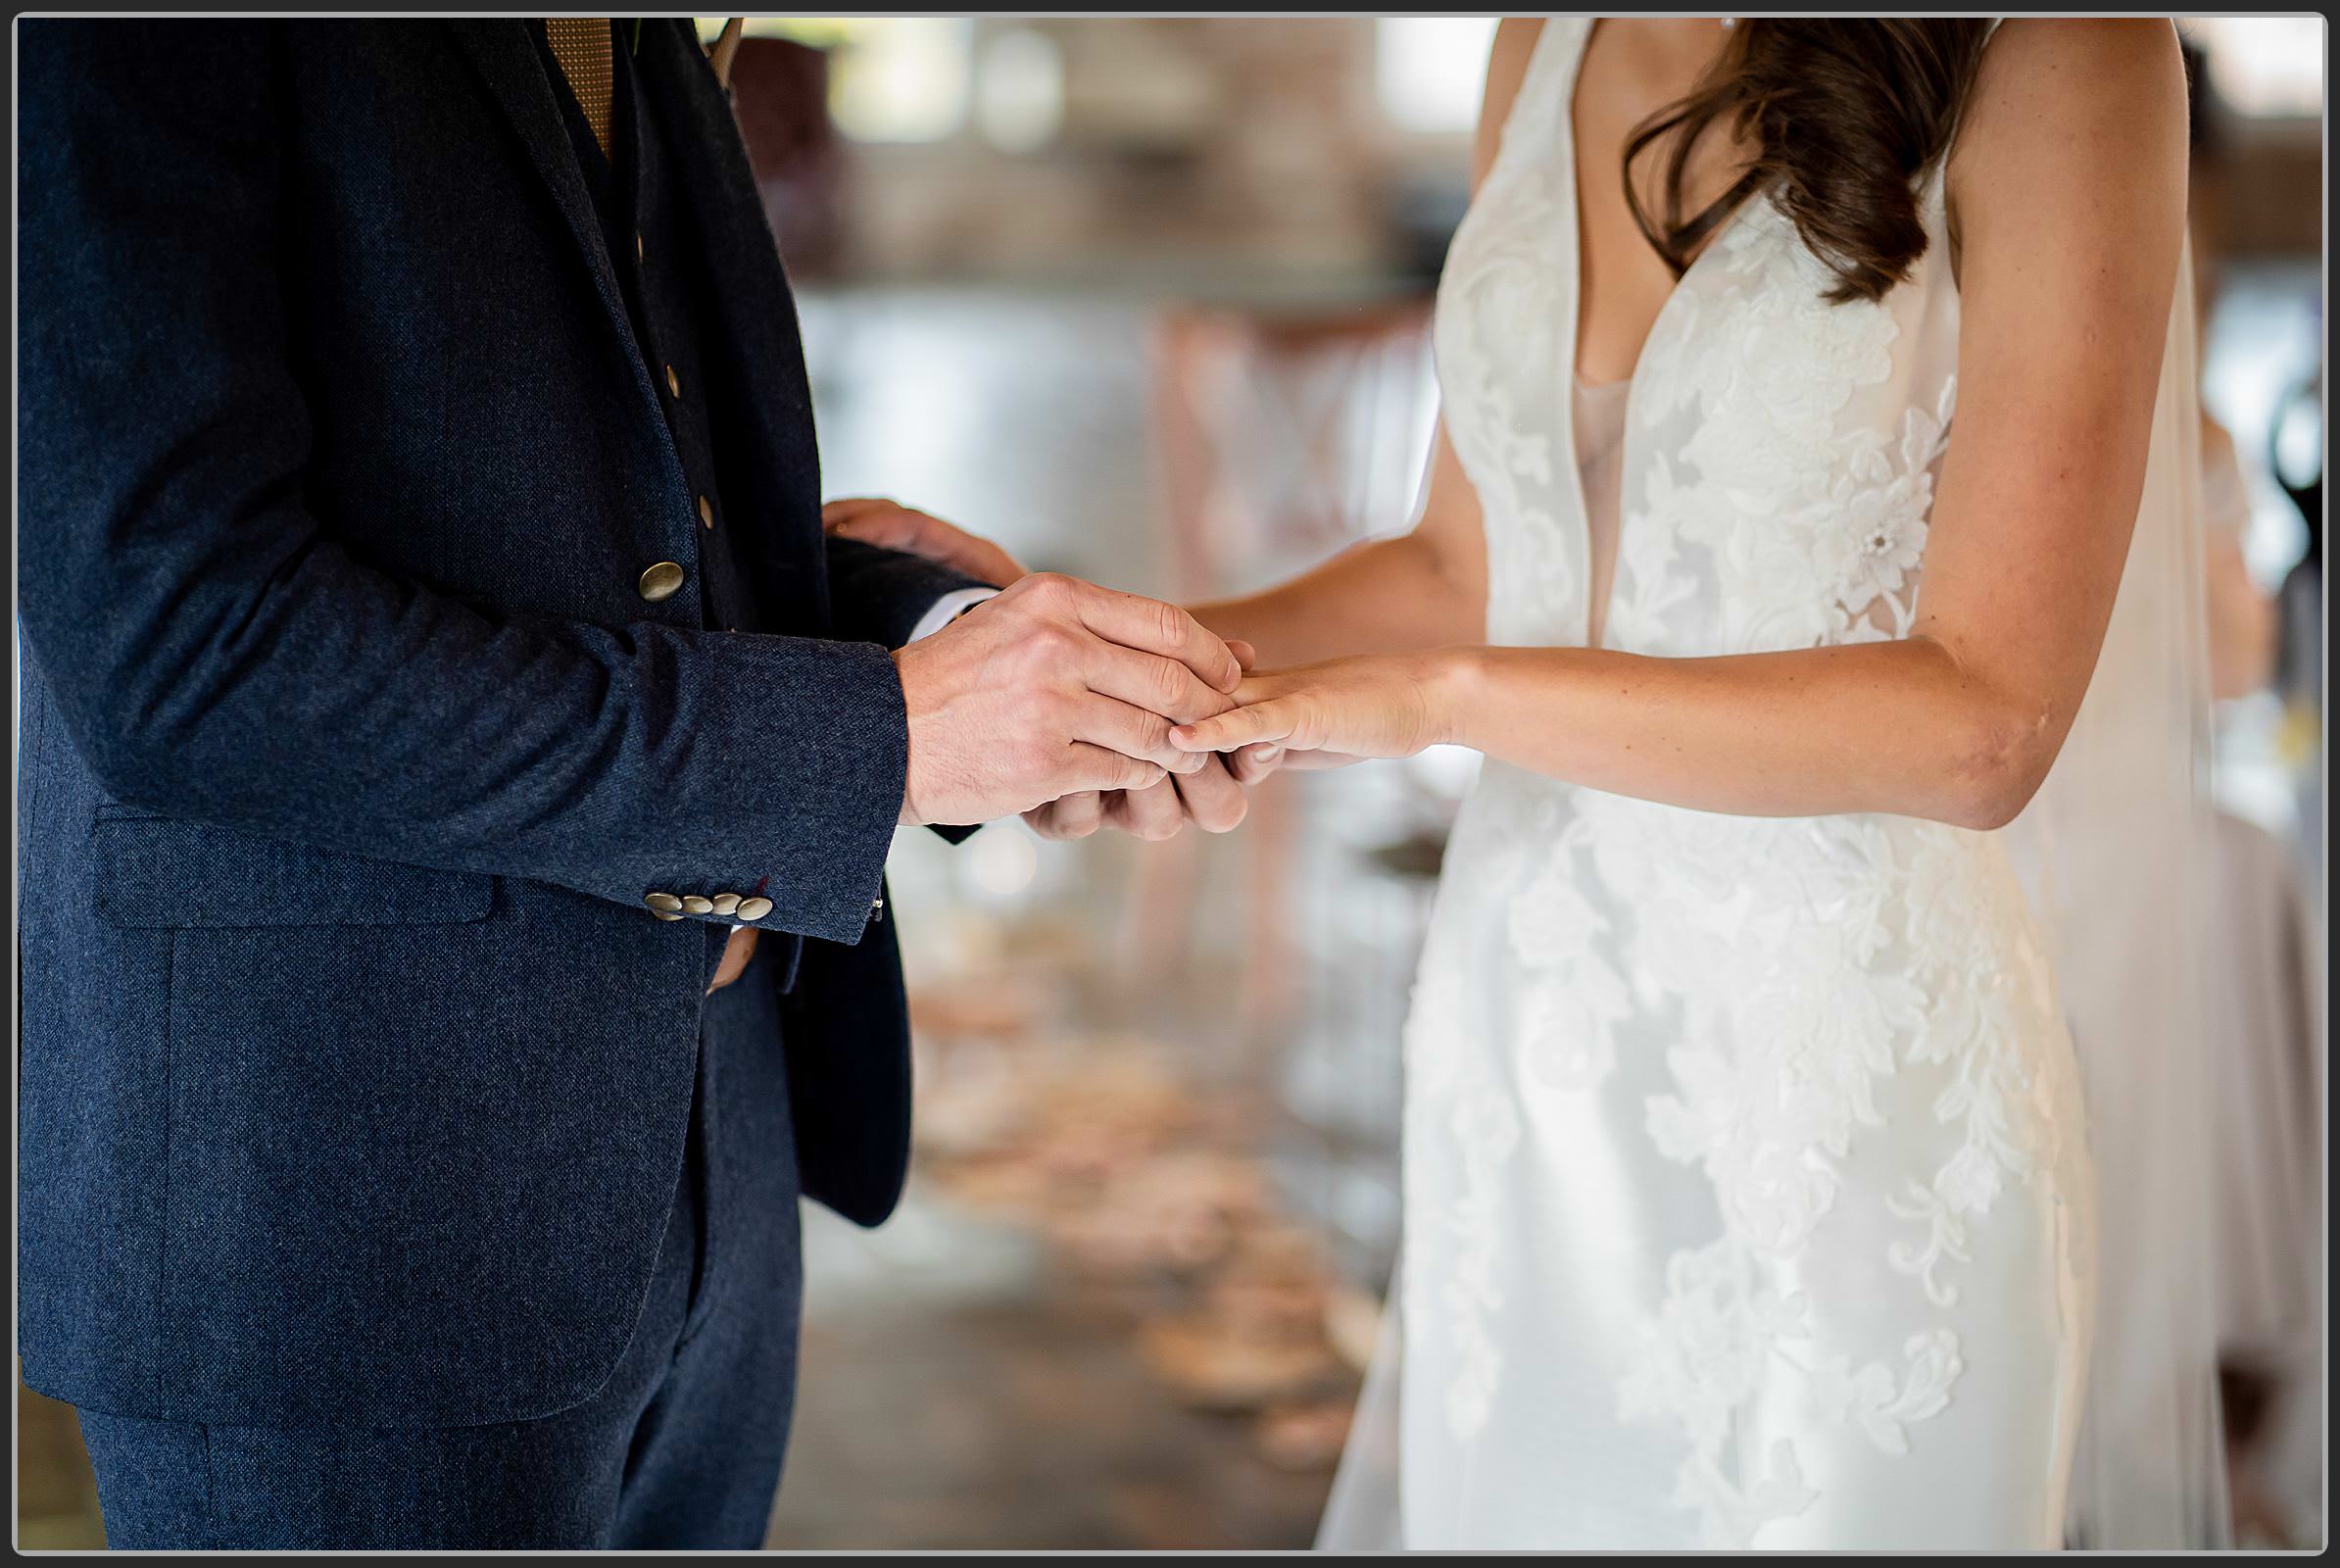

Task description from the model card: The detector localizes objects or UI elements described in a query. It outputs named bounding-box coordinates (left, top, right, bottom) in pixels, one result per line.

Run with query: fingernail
left=1251, top=745, right=1281, bottom=763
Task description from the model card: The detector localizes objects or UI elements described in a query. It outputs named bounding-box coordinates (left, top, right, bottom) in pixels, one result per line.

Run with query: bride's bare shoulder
left=1946, top=20, right=2186, bottom=247
left=1978, top=18, right=2182, bottom=96
left=1951, top=20, right=2185, bottom=183
left=1472, top=19, right=1549, bottom=187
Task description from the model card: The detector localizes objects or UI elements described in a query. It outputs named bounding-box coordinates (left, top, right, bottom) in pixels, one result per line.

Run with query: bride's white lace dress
left=1379, top=20, right=2097, bottom=1547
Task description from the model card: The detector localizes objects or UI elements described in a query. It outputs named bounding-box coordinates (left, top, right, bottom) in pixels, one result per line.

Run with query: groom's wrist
left=904, top=586, right=999, bottom=646
left=892, top=646, right=927, bottom=826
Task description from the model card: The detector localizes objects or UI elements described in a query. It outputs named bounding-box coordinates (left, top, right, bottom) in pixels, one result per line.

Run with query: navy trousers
left=75, top=964, right=806, bottom=1550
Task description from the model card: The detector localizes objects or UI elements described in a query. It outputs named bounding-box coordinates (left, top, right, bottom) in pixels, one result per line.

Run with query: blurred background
left=19, top=15, right=2325, bottom=1551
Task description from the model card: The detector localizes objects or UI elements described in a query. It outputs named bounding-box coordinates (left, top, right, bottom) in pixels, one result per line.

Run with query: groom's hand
left=1020, top=640, right=1279, bottom=842
left=894, top=572, right=1243, bottom=827
left=1022, top=741, right=1285, bottom=841
left=826, top=495, right=1272, bottom=840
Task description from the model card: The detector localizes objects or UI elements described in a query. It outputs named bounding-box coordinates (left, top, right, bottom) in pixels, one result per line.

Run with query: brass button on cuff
left=638, top=561, right=685, bottom=602
left=735, top=896, right=774, bottom=922
left=709, top=893, right=742, bottom=916
left=644, top=892, right=683, bottom=912
left=697, top=495, right=714, bottom=530
left=651, top=907, right=685, bottom=921
left=681, top=895, right=714, bottom=915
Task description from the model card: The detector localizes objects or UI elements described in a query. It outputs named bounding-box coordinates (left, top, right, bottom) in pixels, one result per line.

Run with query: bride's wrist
left=1417, top=645, right=1487, bottom=749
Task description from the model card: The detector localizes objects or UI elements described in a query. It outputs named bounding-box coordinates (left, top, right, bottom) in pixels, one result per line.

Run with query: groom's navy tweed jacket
left=17, top=19, right=976, bottom=1430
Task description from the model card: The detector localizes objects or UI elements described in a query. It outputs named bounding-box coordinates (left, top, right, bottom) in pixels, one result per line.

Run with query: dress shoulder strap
left=1487, top=18, right=1589, bottom=163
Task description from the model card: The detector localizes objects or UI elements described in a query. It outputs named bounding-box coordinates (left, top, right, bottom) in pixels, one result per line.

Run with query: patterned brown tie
left=543, top=18, right=614, bottom=159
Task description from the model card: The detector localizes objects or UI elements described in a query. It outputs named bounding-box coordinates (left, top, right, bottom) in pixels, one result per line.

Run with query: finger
left=1080, top=637, right=1239, bottom=728
left=1171, top=700, right=1297, bottom=754
left=706, top=927, right=759, bottom=993
left=1061, top=743, right=1169, bottom=795
left=1106, top=777, right=1186, bottom=842
left=828, top=507, right=940, bottom=556
left=964, top=541, right=1028, bottom=588
left=826, top=514, right=918, bottom=553
left=1171, top=755, right=1249, bottom=832
left=821, top=497, right=900, bottom=529
left=1025, top=791, right=1104, bottom=841
left=839, top=509, right=1024, bottom=587
left=1054, top=578, right=1243, bottom=695
left=825, top=500, right=946, bottom=554
left=1227, top=638, right=1258, bottom=672
left=1226, top=743, right=1284, bottom=787
left=1070, top=693, right=1208, bottom=774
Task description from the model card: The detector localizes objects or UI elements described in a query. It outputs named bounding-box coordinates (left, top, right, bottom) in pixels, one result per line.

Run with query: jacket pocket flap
left=92, top=815, right=495, bottom=929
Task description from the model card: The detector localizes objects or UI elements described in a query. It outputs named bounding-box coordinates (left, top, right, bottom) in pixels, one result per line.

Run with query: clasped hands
left=719, top=497, right=1314, bottom=994
left=832, top=499, right=1436, bottom=845
left=824, top=500, right=1264, bottom=844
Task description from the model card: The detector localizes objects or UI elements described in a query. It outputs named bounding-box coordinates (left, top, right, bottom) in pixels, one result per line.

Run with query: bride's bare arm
left=1189, top=425, right=1486, bottom=666
left=1177, top=20, right=2188, bottom=831
left=1188, top=22, right=1557, bottom=667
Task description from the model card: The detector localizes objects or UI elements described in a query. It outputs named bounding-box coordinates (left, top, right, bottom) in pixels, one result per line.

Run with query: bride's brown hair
left=1624, top=20, right=1996, bottom=305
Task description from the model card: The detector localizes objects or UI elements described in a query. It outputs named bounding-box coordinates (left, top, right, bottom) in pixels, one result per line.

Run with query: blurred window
left=1376, top=17, right=1499, bottom=135
left=701, top=17, right=974, bottom=142
left=977, top=27, right=1066, bottom=154
left=2180, top=17, right=2324, bottom=119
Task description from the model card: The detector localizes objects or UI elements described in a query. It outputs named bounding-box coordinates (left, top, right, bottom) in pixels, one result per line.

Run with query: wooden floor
left=771, top=1231, right=1334, bottom=1550
left=17, top=1377, right=106, bottom=1550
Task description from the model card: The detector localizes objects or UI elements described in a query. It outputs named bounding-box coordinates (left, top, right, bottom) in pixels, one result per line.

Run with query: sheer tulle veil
left=1316, top=243, right=2225, bottom=1556
left=2002, top=235, right=2227, bottom=1548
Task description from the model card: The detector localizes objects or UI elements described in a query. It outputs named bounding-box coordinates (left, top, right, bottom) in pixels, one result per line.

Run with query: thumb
left=1228, top=742, right=1284, bottom=785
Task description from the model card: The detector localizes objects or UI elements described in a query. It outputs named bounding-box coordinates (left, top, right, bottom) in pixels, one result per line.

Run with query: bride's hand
left=1020, top=639, right=1337, bottom=840
left=1169, top=653, right=1456, bottom=761
left=823, top=497, right=1029, bottom=588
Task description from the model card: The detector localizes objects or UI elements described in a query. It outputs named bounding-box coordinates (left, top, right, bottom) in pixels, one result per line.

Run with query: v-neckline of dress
left=1559, top=18, right=1756, bottom=397
left=1546, top=18, right=1759, bottom=648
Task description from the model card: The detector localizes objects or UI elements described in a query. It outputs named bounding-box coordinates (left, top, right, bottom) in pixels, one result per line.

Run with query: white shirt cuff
left=907, top=586, right=999, bottom=644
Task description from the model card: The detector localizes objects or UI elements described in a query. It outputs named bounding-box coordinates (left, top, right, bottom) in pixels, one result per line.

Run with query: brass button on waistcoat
left=638, top=561, right=685, bottom=602
left=697, top=495, right=715, bottom=530
left=635, top=230, right=645, bottom=264
left=665, top=364, right=682, bottom=399
left=735, top=896, right=774, bottom=922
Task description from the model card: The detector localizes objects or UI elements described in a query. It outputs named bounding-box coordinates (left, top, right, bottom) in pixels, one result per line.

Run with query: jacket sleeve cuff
left=823, top=535, right=993, bottom=649
left=631, top=632, right=907, bottom=947
left=904, top=586, right=999, bottom=645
